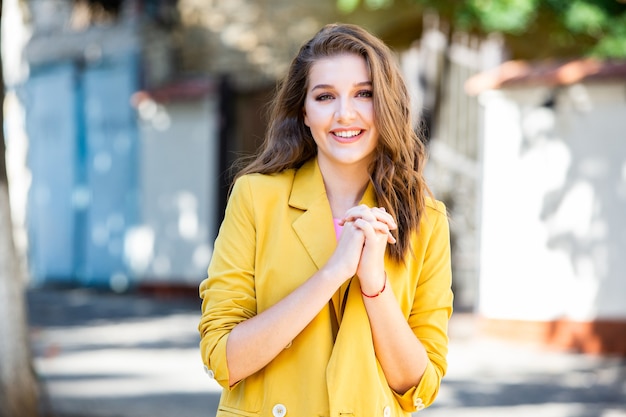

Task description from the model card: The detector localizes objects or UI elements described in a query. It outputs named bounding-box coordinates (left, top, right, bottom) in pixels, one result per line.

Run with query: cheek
left=303, top=106, right=325, bottom=129
left=357, top=102, right=375, bottom=120
left=303, top=101, right=315, bottom=127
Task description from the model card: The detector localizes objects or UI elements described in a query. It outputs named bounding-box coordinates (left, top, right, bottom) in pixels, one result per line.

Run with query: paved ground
left=28, top=287, right=626, bottom=417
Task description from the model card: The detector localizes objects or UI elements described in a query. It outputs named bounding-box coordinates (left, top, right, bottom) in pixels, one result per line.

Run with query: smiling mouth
left=332, top=130, right=363, bottom=139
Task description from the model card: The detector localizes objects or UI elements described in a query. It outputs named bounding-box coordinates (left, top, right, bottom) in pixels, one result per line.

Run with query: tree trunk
left=0, top=1, right=41, bottom=415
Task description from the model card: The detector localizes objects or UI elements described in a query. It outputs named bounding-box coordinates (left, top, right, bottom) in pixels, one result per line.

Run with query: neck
left=318, top=159, right=371, bottom=218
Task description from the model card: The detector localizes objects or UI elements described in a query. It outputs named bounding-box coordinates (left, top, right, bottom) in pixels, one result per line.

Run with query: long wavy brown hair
left=235, top=23, right=430, bottom=262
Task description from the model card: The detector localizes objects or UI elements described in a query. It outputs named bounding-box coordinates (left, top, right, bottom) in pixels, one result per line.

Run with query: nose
left=335, top=97, right=356, bottom=123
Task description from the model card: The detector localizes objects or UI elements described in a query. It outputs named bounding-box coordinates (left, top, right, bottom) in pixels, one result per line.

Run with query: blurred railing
left=402, top=13, right=507, bottom=310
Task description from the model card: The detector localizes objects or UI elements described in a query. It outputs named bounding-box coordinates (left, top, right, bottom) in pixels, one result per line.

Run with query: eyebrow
left=310, top=81, right=372, bottom=91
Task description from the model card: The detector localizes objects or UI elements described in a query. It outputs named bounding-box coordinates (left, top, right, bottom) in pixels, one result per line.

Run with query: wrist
left=360, top=272, right=387, bottom=298
left=319, top=265, right=352, bottom=287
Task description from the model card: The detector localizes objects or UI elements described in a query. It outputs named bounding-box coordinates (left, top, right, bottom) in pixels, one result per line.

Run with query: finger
left=371, top=221, right=397, bottom=244
left=342, top=211, right=396, bottom=236
left=353, top=219, right=396, bottom=244
left=367, top=219, right=397, bottom=244
left=352, top=218, right=375, bottom=237
left=371, top=207, right=398, bottom=230
left=340, top=205, right=377, bottom=225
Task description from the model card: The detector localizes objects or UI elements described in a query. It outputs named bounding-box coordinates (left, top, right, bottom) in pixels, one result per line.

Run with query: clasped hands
left=339, top=204, right=397, bottom=245
left=327, top=204, right=397, bottom=293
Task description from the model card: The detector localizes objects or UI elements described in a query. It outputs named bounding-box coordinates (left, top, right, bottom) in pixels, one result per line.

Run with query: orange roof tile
left=465, top=59, right=626, bottom=96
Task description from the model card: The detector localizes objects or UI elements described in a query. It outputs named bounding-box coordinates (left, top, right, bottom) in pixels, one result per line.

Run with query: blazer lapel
left=289, top=158, right=336, bottom=270
left=359, top=180, right=377, bottom=208
left=290, top=159, right=379, bottom=329
left=289, top=160, right=378, bottom=269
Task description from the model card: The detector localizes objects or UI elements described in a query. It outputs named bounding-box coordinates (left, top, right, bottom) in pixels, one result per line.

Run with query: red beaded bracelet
left=361, top=273, right=387, bottom=298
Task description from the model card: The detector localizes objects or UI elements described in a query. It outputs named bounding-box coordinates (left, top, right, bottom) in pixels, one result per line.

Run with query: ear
left=303, top=107, right=310, bottom=127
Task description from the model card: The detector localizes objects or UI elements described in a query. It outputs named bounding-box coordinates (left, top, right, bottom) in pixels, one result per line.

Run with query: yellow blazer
left=199, top=158, right=453, bottom=417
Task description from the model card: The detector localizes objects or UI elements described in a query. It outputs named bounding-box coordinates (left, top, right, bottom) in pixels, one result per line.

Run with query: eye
left=356, top=90, right=373, bottom=98
left=315, top=93, right=334, bottom=101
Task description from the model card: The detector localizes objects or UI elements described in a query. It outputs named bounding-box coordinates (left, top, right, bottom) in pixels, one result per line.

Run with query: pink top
left=333, top=218, right=343, bottom=241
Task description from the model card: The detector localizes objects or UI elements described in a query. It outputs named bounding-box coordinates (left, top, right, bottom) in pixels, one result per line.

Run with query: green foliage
left=365, top=0, right=394, bottom=10
left=336, top=0, right=626, bottom=58
left=562, top=0, right=626, bottom=58
left=338, top=0, right=393, bottom=13
left=467, top=0, right=539, bottom=33
left=593, top=13, right=626, bottom=58
left=564, top=1, right=607, bottom=36
left=337, top=0, right=360, bottom=14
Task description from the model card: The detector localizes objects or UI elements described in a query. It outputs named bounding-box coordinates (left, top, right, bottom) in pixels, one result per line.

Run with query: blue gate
left=24, top=54, right=140, bottom=289
left=24, top=63, right=79, bottom=285
left=80, top=54, right=139, bottom=288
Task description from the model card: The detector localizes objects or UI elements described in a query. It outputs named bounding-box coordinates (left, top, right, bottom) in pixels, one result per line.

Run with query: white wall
left=126, top=95, right=220, bottom=285
left=478, top=81, right=626, bottom=321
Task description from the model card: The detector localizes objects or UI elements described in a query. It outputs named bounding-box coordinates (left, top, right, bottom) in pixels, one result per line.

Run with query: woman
left=198, top=23, right=453, bottom=416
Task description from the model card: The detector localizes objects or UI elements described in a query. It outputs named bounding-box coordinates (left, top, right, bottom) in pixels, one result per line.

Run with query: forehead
left=307, top=53, right=371, bottom=86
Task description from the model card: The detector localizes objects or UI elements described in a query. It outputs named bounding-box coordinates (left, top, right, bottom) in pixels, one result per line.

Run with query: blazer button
left=203, top=365, right=214, bottom=379
left=272, top=403, right=287, bottom=417
left=383, top=405, right=391, bottom=417
left=414, top=396, right=425, bottom=411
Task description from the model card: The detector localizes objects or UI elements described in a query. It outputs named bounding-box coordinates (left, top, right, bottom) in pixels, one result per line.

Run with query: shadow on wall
left=527, top=82, right=626, bottom=355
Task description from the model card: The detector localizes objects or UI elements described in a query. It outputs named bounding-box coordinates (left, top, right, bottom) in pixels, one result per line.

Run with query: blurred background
left=1, top=0, right=626, bottom=416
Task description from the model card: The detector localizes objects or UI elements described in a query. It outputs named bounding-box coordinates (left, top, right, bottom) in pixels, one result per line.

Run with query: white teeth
left=334, top=130, right=362, bottom=138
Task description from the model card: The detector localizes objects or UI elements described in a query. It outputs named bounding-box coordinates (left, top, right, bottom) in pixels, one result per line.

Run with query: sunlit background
left=2, top=0, right=626, bottom=416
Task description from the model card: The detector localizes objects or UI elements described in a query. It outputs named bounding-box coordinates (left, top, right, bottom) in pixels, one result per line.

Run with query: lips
left=331, top=129, right=363, bottom=143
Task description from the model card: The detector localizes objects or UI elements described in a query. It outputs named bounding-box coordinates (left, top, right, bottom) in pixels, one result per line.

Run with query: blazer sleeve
left=393, top=201, right=454, bottom=411
left=198, top=175, right=257, bottom=390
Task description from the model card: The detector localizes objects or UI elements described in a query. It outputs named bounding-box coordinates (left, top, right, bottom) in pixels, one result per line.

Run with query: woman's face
left=303, top=53, right=378, bottom=171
